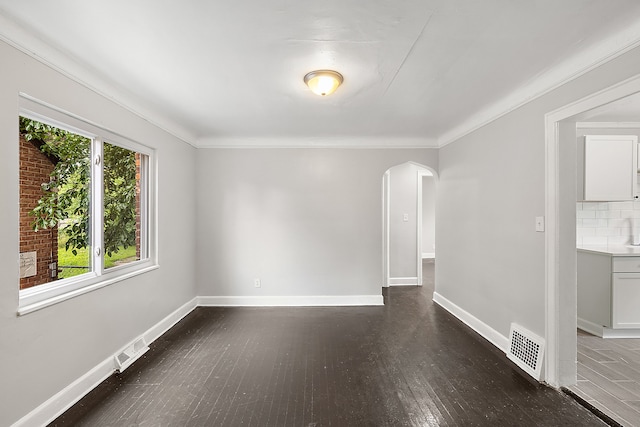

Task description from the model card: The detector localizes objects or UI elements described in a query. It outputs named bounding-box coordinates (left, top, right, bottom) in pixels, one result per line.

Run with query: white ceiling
left=1, top=1, right=640, bottom=147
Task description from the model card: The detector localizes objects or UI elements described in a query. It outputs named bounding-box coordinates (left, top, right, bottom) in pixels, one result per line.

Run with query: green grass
left=57, top=235, right=138, bottom=279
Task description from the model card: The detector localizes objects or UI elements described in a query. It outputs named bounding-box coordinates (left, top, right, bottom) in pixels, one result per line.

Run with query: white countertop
left=577, top=244, right=640, bottom=256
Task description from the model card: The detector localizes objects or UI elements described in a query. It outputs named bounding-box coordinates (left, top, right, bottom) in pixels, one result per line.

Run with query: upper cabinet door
left=581, top=135, right=638, bottom=202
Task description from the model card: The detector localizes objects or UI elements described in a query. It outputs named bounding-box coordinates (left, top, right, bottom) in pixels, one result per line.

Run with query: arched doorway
left=382, top=162, right=438, bottom=287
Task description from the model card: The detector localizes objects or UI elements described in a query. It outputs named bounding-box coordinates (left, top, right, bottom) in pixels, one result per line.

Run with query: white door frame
left=545, top=73, right=640, bottom=387
left=417, top=169, right=435, bottom=286
left=382, top=170, right=391, bottom=287
left=382, top=162, right=438, bottom=288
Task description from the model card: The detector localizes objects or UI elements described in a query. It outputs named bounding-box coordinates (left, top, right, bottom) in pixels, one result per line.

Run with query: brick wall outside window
left=19, top=135, right=58, bottom=289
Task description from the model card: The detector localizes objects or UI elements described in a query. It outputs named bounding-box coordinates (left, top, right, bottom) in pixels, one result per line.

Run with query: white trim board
left=433, top=292, right=509, bottom=353
left=576, top=122, right=640, bottom=129
left=0, top=14, right=197, bottom=147
left=12, top=298, right=198, bottom=427
left=143, top=299, right=199, bottom=344
left=577, top=317, right=604, bottom=337
left=422, top=253, right=435, bottom=259
left=545, top=73, right=640, bottom=388
left=388, top=283, right=419, bottom=287
left=12, top=293, right=385, bottom=425
left=11, top=356, right=115, bottom=427
left=578, top=318, right=640, bottom=338
left=438, top=22, right=640, bottom=148
left=3, top=8, right=640, bottom=150
left=602, top=328, right=640, bottom=339
left=196, top=136, right=438, bottom=149
left=388, top=277, right=419, bottom=286
left=198, top=295, right=384, bottom=307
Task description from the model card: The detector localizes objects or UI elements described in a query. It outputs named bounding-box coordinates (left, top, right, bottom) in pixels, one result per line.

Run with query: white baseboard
left=144, top=298, right=198, bottom=344
left=432, top=292, right=509, bottom=353
left=577, top=317, right=604, bottom=337
left=422, top=253, right=435, bottom=259
left=12, top=356, right=115, bottom=427
left=14, top=293, right=386, bottom=426
left=577, top=317, right=640, bottom=338
left=388, top=277, right=418, bottom=286
left=602, top=328, right=640, bottom=338
left=13, top=297, right=198, bottom=427
left=198, top=294, right=384, bottom=307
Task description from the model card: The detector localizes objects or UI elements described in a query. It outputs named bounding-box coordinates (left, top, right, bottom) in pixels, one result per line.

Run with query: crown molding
left=196, top=136, right=439, bottom=149
left=0, top=11, right=198, bottom=147
left=437, top=19, right=640, bottom=148
left=576, top=122, right=640, bottom=129
left=4, top=8, right=640, bottom=151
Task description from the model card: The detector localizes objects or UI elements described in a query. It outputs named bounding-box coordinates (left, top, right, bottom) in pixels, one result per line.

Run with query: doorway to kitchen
left=546, top=73, right=640, bottom=425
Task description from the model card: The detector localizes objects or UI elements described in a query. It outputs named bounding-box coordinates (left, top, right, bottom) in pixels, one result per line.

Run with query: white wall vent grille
left=507, top=323, right=545, bottom=380
left=114, top=336, right=149, bottom=373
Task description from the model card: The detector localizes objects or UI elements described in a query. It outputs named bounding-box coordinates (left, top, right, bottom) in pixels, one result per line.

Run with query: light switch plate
left=535, top=216, right=545, bottom=232
left=403, top=213, right=409, bottom=222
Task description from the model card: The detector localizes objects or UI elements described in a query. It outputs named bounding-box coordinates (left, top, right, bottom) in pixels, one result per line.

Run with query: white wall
left=0, top=40, right=197, bottom=426
left=195, top=148, right=437, bottom=299
left=422, top=176, right=436, bottom=257
left=436, top=45, right=640, bottom=349
left=389, top=163, right=419, bottom=280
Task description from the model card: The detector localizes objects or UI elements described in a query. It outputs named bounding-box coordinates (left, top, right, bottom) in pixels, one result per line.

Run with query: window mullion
left=93, top=138, right=104, bottom=276
left=140, top=155, right=149, bottom=260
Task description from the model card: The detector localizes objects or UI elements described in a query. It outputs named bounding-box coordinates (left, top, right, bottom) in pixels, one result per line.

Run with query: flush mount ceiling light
left=304, top=70, right=343, bottom=96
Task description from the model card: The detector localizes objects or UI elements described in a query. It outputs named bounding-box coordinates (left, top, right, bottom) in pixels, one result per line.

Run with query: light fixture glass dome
left=304, top=70, right=343, bottom=96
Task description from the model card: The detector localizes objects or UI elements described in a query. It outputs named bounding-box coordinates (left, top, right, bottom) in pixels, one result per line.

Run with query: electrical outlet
left=254, top=278, right=261, bottom=288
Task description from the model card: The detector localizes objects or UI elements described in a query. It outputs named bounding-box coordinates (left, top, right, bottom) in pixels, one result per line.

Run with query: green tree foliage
left=103, top=142, right=138, bottom=257
left=20, top=117, right=138, bottom=257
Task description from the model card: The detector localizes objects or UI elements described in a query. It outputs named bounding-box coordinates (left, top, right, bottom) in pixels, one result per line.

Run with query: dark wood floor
left=51, top=261, right=605, bottom=426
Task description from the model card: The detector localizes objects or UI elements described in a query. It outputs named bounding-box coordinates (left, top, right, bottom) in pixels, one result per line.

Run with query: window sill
left=18, top=263, right=159, bottom=316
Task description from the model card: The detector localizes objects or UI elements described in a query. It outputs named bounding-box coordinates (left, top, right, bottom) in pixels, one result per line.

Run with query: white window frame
left=18, top=95, right=158, bottom=315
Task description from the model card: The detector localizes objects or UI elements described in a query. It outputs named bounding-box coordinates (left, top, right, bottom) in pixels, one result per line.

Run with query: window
left=18, top=96, right=156, bottom=314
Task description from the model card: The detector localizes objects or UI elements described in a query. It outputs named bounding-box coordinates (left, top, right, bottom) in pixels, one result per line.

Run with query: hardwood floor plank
left=51, top=262, right=605, bottom=426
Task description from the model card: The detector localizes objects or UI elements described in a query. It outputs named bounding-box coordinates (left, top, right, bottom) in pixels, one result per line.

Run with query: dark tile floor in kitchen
left=50, top=260, right=605, bottom=426
left=569, top=329, right=640, bottom=426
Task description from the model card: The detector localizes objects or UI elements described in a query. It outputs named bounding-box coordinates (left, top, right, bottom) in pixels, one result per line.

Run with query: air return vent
left=114, top=336, right=149, bottom=373
left=507, top=323, right=545, bottom=380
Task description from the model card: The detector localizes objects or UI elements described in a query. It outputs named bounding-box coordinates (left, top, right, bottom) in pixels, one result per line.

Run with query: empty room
left=3, top=1, right=640, bottom=426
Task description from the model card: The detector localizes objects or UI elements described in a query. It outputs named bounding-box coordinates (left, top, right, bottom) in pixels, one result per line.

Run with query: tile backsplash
left=577, top=201, right=640, bottom=245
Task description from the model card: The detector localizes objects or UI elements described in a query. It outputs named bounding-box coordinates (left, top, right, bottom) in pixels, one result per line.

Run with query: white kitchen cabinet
left=577, top=250, right=612, bottom=329
left=612, top=273, right=640, bottom=328
left=578, top=249, right=640, bottom=334
left=578, top=135, right=638, bottom=201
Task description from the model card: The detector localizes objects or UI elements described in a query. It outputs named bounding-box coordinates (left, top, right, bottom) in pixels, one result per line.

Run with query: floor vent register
left=114, top=336, right=149, bottom=373
left=507, top=323, right=545, bottom=380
